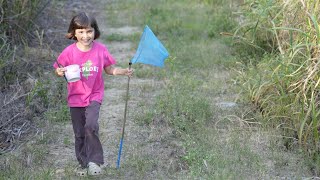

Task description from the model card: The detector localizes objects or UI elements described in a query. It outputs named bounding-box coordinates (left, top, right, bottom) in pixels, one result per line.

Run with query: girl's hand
left=126, top=68, right=134, bottom=77
left=55, top=67, right=66, bottom=77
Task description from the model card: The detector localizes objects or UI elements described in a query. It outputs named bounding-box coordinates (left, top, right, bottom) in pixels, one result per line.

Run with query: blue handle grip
left=116, top=138, right=124, bottom=168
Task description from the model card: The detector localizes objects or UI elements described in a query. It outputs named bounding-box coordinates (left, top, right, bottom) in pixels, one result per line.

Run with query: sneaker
left=74, top=165, right=87, bottom=176
left=88, top=162, right=102, bottom=175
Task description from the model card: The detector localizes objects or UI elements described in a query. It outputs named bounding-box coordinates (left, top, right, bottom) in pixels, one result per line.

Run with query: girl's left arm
left=104, top=66, right=133, bottom=76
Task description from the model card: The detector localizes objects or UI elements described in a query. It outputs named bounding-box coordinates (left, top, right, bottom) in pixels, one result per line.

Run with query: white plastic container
left=65, top=64, right=80, bottom=82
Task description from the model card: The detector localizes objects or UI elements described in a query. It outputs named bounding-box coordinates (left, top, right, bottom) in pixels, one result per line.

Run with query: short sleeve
left=103, top=48, right=116, bottom=68
left=53, top=48, right=70, bottom=69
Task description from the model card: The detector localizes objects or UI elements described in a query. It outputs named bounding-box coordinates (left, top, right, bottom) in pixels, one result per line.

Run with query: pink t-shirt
left=53, top=41, right=116, bottom=107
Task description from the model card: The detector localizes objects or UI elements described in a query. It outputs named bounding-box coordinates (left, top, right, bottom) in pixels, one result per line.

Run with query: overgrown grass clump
left=233, top=0, right=320, bottom=172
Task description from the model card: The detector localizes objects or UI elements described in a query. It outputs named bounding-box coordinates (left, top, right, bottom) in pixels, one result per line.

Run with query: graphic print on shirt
left=82, top=60, right=99, bottom=79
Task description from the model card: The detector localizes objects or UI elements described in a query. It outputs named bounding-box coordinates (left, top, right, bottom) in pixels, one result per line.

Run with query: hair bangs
left=74, top=14, right=91, bottom=29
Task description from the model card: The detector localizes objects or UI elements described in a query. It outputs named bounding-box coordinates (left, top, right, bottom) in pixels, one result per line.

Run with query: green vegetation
left=233, top=0, right=320, bottom=173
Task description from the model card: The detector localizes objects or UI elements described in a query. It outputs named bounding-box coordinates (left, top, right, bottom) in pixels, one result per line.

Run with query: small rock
left=216, top=102, right=237, bottom=108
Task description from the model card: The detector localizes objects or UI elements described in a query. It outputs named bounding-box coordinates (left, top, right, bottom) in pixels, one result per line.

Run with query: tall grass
left=0, top=0, right=51, bottom=88
left=0, top=0, right=66, bottom=157
left=234, top=0, right=320, bottom=169
left=1, top=0, right=49, bottom=43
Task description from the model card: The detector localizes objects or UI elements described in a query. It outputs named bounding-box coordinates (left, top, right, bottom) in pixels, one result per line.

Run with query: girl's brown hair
left=65, top=12, right=100, bottom=40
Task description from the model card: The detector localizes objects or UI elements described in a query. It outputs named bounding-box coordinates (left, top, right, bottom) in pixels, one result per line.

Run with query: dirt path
left=49, top=1, right=174, bottom=179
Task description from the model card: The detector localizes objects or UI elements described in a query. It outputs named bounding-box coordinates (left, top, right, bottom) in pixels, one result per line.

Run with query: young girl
left=53, top=12, right=133, bottom=176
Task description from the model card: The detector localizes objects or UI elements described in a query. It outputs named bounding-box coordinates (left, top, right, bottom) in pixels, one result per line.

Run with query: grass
left=105, top=32, right=141, bottom=42
left=182, top=129, right=264, bottom=178
left=0, top=132, right=55, bottom=179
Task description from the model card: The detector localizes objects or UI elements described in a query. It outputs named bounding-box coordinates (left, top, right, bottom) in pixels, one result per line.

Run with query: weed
left=134, top=104, right=155, bottom=125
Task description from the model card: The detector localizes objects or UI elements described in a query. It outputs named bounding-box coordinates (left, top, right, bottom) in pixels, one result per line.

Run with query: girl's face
left=74, top=27, right=95, bottom=51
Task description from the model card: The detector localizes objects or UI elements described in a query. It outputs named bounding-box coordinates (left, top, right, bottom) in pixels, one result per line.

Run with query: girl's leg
left=70, top=107, right=87, bottom=167
left=84, top=101, right=104, bottom=165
